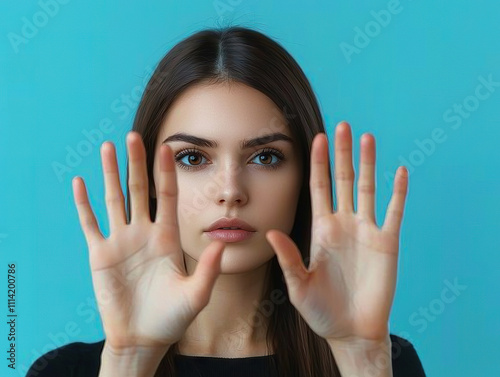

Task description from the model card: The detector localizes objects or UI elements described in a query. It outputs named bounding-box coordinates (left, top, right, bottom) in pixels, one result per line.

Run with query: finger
left=382, top=167, right=409, bottom=236
left=72, top=176, right=104, bottom=247
left=266, top=230, right=309, bottom=293
left=310, top=133, right=333, bottom=220
left=189, top=240, right=226, bottom=310
left=127, top=132, right=150, bottom=222
left=101, top=142, right=127, bottom=233
left=334, top=121, right=355, bottom=213
left=357, top=133, right=376, bottom=223
left=155, top=144, right=179, bottom=230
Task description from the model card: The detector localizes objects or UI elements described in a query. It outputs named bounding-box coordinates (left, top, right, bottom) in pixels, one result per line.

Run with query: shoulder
left=26, top=339, right=105, bottom=377
left=389, top=334, right=426, bottom=377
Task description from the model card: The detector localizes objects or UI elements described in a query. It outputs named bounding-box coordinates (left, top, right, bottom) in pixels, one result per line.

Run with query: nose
left=214, top=163, right=248, bottom=207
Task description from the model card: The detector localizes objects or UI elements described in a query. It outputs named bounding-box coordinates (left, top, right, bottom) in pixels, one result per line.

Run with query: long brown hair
left=126, top=25, right=340, bottom=376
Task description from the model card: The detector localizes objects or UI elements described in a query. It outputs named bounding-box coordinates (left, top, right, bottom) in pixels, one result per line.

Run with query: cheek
left=253, top=172, right=302, bottom=230
left=175, top=185, right=202, bottom=258
left=176, top=179, right=202, bottom=228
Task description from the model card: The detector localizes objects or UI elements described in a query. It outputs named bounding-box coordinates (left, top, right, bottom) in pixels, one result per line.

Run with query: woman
left=27, top=26, right=426, bottom=376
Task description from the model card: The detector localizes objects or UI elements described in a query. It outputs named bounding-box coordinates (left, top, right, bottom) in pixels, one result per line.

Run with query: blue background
left=1, top=1, right=499, bottom=376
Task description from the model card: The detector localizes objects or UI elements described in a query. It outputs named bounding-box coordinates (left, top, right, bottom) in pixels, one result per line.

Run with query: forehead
left=159, top=82, right=293, bottom=143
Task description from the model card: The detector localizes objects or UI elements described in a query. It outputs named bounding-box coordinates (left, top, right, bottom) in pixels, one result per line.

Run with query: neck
left=178, top=253, right=274, bottom=357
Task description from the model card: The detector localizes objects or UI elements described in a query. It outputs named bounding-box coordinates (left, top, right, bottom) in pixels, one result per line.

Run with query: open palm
left=72, top=132, right=226, bottom=352
left=266, top=121, right=409, bottom=343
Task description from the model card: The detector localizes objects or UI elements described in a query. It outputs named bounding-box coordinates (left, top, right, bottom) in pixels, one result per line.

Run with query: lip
left=204, top=229, right=256, bottom=242
left=204, top=217, right=256, bottom=232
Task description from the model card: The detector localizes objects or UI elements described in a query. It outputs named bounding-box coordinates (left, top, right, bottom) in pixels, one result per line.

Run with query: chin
left=217, top=252, right=274, bottom=274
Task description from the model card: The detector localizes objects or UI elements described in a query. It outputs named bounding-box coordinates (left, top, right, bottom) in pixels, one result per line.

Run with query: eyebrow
left=161, top=132, right=294, bottom=149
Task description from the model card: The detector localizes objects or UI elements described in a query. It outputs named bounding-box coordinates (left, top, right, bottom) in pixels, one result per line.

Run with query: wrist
left=99, top=342, right=170, bottom=377
left=327, top=334, right=393, bottom=377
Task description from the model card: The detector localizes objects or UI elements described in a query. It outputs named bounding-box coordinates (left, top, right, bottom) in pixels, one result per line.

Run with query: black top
left=25, top=334, right=426, bottom=376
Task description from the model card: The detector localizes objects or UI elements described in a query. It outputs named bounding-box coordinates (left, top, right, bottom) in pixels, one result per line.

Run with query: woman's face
left=151, top=82, right=303, bottom=273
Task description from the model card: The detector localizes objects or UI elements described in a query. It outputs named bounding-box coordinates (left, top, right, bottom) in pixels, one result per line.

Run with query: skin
left=73, top=80, right=408, bottom=372
left=150, top=81, right=304, bottom=356
left=267, top=123, right=409, bottom=345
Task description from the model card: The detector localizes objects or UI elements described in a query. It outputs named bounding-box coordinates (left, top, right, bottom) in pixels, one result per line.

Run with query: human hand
left=266, top=121, right=409, bottom=343
left=72, top=131, right=226, bottom=352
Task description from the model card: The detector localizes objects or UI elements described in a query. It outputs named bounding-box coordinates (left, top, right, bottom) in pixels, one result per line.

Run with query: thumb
left=266, top=230, right=309, bottom=293
left=190, top=240, right=226, bottom=308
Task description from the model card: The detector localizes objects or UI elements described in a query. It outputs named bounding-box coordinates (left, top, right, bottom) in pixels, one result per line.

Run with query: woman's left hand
left=266, top=121, right=409, bottom=343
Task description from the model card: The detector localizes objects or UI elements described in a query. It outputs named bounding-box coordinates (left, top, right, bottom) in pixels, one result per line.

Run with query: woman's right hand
left=72, top=131, right=226, bottom=353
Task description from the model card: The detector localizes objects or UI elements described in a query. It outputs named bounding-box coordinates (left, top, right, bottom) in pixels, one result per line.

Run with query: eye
left=174, top=148, right=207, bottom=171
left=250, top=147, right=285, bottom=170
left=174, top=147, right=285, bottom=171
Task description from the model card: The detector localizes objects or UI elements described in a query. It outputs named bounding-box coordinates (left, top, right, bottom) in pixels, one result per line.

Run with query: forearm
left=327, top=334, right=393, bottom=377
left=99, top=342, right=170, bottom=377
